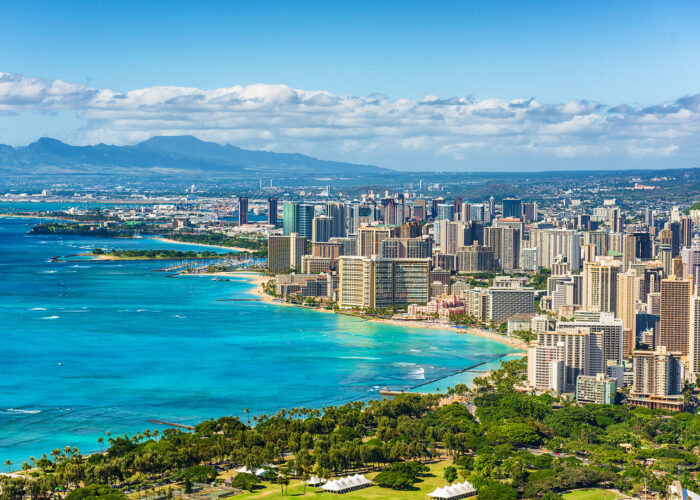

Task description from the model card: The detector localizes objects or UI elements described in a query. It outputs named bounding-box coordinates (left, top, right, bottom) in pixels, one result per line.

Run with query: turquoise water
left=0, top=216, right=517, bottom=466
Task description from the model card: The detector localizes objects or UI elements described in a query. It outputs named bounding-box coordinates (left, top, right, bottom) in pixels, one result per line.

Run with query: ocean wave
left=408, top=367, right=425, bottom=380
left=393, top=362, right=417, bottom=367
left=39, top=270, right=58, bottom=273
left=173, top=314, right=186, bottom=318
left=4, top=408, right=42, bottom=415
left=410, top=349, right=421, bottom=352
left=29, top=307, right=46, bottom=311
left=72, top=265, right=90, bottom=268
left=41, top=315, right=59, bottom=319
left=339, top=356, right=379, bottom=360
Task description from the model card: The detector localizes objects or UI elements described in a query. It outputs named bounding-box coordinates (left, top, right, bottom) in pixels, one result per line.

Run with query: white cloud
left=1, top=71, right=699, bottom=170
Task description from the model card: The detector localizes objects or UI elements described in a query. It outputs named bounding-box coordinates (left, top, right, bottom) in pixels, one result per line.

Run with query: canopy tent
left=306, top=476, right=327, bottom=486
left=427, top=481, right=477, bottom=499
left=234, top=466, right=267, bottom=477
left=320, top=474, right=372, bottom=494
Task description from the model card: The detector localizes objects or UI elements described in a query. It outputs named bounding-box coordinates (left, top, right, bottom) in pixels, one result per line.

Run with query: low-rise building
left=576, top=373, right=616, bottom=405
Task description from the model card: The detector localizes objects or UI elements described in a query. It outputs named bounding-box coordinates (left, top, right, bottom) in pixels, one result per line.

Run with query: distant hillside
left=0, top=135, right=391, bottom=177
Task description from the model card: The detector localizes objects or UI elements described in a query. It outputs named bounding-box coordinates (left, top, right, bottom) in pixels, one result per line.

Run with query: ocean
left=0, top=215, right=517, bottom=466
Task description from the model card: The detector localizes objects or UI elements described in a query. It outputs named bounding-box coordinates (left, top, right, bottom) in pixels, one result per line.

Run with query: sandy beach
left=211, top=271, right=528, bottom=351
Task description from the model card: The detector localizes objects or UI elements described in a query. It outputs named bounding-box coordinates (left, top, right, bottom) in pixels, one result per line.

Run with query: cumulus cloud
left=1, top=71, right=699, bottom=169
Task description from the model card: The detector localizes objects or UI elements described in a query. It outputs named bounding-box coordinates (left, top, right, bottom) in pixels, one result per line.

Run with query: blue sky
left=1, top=0, right=700, bottom=171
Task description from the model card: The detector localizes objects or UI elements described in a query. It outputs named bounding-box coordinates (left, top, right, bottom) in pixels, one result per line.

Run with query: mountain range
left=0, top=136, right=391, bottom=177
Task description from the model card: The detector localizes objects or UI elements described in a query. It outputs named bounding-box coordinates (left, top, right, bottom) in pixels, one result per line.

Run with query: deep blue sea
left=0, top=215, right=517, bottom=466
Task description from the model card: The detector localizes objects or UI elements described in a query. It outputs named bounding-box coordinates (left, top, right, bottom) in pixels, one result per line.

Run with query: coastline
left=152, top=237, right=254, bottom=253
left=204, top=271, right=528, bottom=351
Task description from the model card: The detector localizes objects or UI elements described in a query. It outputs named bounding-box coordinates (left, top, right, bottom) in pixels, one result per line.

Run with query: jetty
left=379, top=354, right=512, bottom=397
left=148, top=419, right=195, bottom=430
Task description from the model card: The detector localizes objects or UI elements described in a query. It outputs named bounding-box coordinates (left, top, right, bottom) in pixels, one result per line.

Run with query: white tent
left=320, top=474, right=372, bottom=494
left=306, top=476, right=327, bottom=486
left=427, top=481, right=477, bottom=499
left=235, top=466, right=267, bottom=477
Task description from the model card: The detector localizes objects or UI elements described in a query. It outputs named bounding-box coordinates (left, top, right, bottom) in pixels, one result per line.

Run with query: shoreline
left=152, top=237, right=255, bottom=253
left=201, top=271, right=528, bottom=351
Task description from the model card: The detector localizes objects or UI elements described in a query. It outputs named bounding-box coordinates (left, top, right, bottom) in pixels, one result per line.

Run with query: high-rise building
left=283, top=203, right=315, bottom=238
left=630, top=346, right=685, bottom=411
left=487, top=286, right=535, bottom=322
left=610, top=207, right=624, bottom=233
left=436, top=203, right=454, bottom=221
left=439, top=219, right=460, bottom=255
left=658, top=277, right=693, bottom=355
left=282, top=203, right=298, bottom=236
left=527, top=342, right=565, bottom=394
left=548, top=274, right=583, bottom=314
left=502, top=198, right=522, bottom=219
left=681, top=243, right=700, bottom=283
left=268, top=233, right=308, bottom=272
left=456, top=243, right=495, bottom=272
left=459, top=202, right=471, bottom=222
left=617, top=270, right=638, bottom=358
left=528, top=228, right=581, bottom=271
left=520, top=247, right=538, bottom=272
left=267, top=197, right=278, bottom=225
left=680, top=216, right=692, bottom=249
left=312, top=241, right=344, bottom=269
left=689, top=293, right=700, bottom=377
left=522, top=202, right=538, bottom=223
left=382, top=198, right=398, bottom=225
left=312, top=215, right=333, bottom=243
left=469, top=204, right=485, bottom=222
left=453, top=197, right=464, bottom=220
left=486, top=222, right=521, bottom=273
left=358, top=226, right=394, bottom=257
left=413, top=199, right=427, bottom=221
left=583, top=258, right=620, bottom=313
left=434, top=203, right=454, bottom=242
left=338, top=256, right=430, bottom=309
left=669, top=221, right=681, bottom=257
left=238, top=197, right=248, bottom=225
left=557, top=312, right=624, bottom=377
left=329, top=236, right=357, bottom=257
left=659, top=243, right=673, bottom=276
left=633, top=231, right=653, bottom=259
left=536, top=330, right=589, bottom=391
left=400, top=220, right=422, bottom=238
left=431, top=197, right=444, bottom=219
left=622, top=234, right=636, bottom=272
left=380, top=237, right=432, bottom=259
left=325, top=202, right=346, bottom=237
left=296, top=204, right=314, bottom=239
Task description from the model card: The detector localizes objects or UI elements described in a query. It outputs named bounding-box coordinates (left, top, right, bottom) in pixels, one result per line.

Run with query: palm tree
left=4, top=459, right=11, bottom=472
left=98, top=437, right=104, bottom=452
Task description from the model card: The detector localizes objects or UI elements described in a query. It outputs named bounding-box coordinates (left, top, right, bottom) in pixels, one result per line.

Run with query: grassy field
left=230, top=461, right=457, bottom=499
left=562, top=489, right=626, bottom=500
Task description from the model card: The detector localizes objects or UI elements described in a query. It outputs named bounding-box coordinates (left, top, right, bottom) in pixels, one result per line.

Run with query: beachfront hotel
left=338, top=256, right=430, bottom=309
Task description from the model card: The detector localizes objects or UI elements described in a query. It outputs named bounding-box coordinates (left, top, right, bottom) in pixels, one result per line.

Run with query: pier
left=148, top=419, right=195, bottom=430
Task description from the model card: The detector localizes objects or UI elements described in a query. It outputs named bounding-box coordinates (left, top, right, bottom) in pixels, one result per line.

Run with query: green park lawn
left=234, top=460, right=456, bottom=499
left=562, top=489, right=625, bottom=500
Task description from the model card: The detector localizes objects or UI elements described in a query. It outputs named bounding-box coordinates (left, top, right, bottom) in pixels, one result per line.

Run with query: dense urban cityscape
left=3, top=1, right=700, bottom=499
left=1, top=166, right=700, bottom=499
